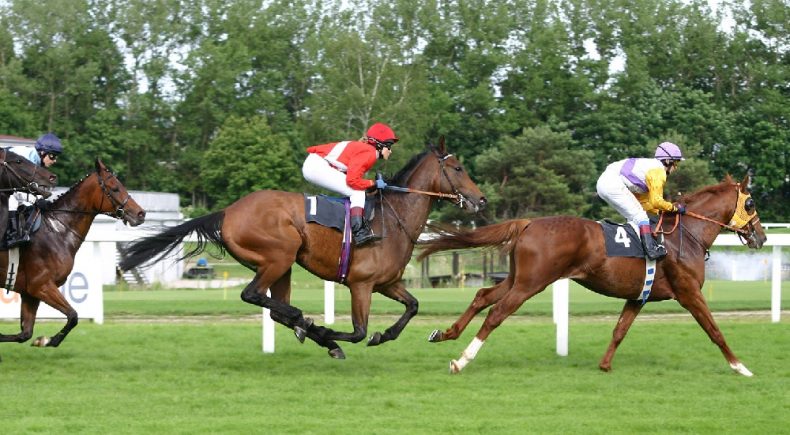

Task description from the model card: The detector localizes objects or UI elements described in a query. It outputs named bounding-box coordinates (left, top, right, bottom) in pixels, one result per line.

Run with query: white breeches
left=302, top=153, right=366, bottom=208
left=596, top=168, right=648, bottom=225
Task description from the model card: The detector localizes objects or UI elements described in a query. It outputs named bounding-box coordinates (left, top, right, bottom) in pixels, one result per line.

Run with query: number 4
left=614, top=226, right=631, bottom=248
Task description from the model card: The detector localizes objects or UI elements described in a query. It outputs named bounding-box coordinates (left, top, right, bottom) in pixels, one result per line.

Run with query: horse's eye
left=744, top=198, right=755, bottom=213
left=455, top=166, right=463, bottom=172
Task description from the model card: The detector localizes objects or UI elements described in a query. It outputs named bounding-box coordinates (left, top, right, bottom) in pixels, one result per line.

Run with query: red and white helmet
left=366, top=123, right=398, bottom=148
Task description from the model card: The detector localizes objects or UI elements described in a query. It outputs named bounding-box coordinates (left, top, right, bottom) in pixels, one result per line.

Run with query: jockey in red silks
left=302, top=123, right=398, bottom=246
left=596, top=141, right=685, bottom=260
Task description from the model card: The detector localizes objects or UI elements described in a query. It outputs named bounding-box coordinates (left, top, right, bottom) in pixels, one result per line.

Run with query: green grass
left=1, top=318, right=787, bottom=434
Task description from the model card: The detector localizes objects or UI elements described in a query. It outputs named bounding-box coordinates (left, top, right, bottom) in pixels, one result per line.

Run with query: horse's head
left=730, top=175, right=767, bottom=249
left=93, top=158, right=146, bottom=226
left=427, top=136, right=487, bottom=212
left=0, top=149, right=57, bottom=197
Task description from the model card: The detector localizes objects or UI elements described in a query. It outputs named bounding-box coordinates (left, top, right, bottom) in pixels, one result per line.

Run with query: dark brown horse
left=120, top=139, right=486, bottom=358
left=0, top=148, right=59, bottom=238
left=418, top=175, right=766, bottom=375
left=0, top=158, right=146, bottom=348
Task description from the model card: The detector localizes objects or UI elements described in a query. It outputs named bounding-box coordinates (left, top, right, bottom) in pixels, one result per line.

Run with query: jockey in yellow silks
left=596, top=142, right=685, bottom=260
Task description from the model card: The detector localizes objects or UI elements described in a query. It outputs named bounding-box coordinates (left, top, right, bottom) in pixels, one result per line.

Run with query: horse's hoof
left=293, top=317, right=314, bottom=343
left=428, top=329, right=443, bottom=342
left=730, top=362, right=754, bottom=377
left=449, top=359, right=461, bottom=374
left=598, top=364, right=612, bottom=372
left=367, top=332, right=383, bottom=346
left=293, top=327, right=307, bottom=343
left=328, top=348, right=346, bottom=359
left=31, top=336, right=50, bottom=347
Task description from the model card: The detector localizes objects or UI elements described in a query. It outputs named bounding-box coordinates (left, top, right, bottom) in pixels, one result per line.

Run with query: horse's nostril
left=479, top=197, right=488, bottom=207
left=49, top=175, right=57, bottom=183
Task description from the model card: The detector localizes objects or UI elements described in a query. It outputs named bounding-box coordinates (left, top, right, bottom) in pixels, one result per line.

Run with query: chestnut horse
left=0, top=158, right=146, bottom=348
left=120, top=139, right=486, bottom=358
left=419, top=175, right=766, bottom=375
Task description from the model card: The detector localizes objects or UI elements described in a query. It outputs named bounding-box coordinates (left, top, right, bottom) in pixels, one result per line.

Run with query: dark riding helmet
left=366, top=123, right=398, bottom=149
left=35, top=133, right=63, bottom=154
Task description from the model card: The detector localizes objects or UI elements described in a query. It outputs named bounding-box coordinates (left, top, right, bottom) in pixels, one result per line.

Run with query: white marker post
left=262, top=289, right=275, bottom=353
left=553, top=279, right=569, bottom=356
left=324, top=281, right=335, bottom=325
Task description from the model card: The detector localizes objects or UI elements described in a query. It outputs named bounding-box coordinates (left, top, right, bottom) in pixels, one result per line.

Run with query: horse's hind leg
left=675, top=286, right=752, bottom=376
left=367, top=280, right=417, bottom=347
left=267, top=269, right=346, bottom=358
left=29, top=284, right=78, bottom=347
left=450, top=281, right=547, bottom=374
left=429, top=279, right=511, bottom=343
left=599, top=299, right=643, bottom=372
left=241, top=272, right=313, bottom=342
left=0, top=295, right=39, bottom=343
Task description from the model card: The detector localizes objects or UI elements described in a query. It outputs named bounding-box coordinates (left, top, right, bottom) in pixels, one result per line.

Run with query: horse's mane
left=386, top=151, right=430, bottom=186
left=37, top=171, right=94, bottom=212
left=680, top=175, right=736, bottom=206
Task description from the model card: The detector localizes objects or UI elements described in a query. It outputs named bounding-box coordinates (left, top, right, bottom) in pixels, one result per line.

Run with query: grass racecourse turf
left=1, top=280, right=788, bottom=433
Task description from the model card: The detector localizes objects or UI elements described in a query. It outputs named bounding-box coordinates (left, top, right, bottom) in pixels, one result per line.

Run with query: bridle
left=97, top=167, right=131, bottom=219
left=384, top=152, right=473, bottom=208
left=656, top=183, right=760, bottom=246
left=379, top=150, right=478, bottom=242
left=0, top=150, right=47, bottom=195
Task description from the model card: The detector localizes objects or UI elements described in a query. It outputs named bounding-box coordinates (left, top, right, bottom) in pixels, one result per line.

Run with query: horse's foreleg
left=599, top=299, right=643, bottom=372
left=675, top=287, right=752, bottom=376
left=0, top=294, right=39, bottom=343
left=367, top=281, right=417, bottom=347
left=430, top=280, right=511, bottom=343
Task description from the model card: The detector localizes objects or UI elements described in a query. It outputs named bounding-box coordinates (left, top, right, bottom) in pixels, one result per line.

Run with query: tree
left=200, top=115, right=300, bottom=209
left=474, top=126, right=597, bottom=220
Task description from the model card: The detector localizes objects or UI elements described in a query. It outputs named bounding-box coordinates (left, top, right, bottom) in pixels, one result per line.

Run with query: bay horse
left=120, top=138, right=486, bottom=358
left=0, top=158, right=146, bottom=348
left=418, top=175, right=766, bottom=375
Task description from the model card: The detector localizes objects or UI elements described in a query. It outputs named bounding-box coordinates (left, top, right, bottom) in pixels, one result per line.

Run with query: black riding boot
left=351, top=215, right=379, bottom=246
left=639, top=226, right=667, bottom=260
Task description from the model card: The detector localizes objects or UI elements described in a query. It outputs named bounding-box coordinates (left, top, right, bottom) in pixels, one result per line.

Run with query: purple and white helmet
left=654, top=142, right=684, bottom=161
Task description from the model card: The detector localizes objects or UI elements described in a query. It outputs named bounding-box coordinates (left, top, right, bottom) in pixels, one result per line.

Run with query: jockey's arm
left=637, top=168, right=677, bottom=214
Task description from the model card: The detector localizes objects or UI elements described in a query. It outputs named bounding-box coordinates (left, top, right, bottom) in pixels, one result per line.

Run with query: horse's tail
left=418, top=219, right=532, bottom=260
left=119, top=211, right=225, bottom=270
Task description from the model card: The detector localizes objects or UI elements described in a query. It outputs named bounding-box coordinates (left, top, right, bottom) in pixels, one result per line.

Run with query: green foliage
left=0, top=0, right=786, bottom=220
left=475, top=126, right=597, bottom=219
left=201, top=115, right=300, bottom=209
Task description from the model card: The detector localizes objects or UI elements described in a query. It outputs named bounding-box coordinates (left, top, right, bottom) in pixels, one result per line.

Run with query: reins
left=377, top=151, right=470, bottom=243
left=655, top=183, right=758, bottom=250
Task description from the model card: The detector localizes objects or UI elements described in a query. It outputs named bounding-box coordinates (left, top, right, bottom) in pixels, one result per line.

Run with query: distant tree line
left=0, top=0, right=787, bottom=222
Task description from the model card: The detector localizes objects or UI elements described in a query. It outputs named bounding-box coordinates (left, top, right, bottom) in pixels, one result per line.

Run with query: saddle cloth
left=598, top=219, right=662, bottom=258
left=598, top=219, right=660, bottom=304
left=304, top=194, right=375, bottom=231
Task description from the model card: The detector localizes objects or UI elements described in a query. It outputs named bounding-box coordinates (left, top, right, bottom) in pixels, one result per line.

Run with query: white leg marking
left=449, top=337, right=485, bottom=374
left=730, top=362, right=754, bottom=377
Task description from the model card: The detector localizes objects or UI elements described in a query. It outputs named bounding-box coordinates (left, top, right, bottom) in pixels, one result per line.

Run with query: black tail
left=119, top=211, right=225, bottom=270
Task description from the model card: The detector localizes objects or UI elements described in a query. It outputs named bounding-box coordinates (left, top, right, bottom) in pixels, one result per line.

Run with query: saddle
left=303, top=194, right=376, bottom=232
left=598, top=218, right=663, bottom=258
left=303, top=193, right=378, bottom=284
left=0, top=204, right=43, bottom=250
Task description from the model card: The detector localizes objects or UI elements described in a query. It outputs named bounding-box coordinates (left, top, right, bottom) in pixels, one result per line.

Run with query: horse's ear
left=740, top=174, right=752, bottom=192
left=438, top=135, right=447, bottom=155
left=95, top=157, right=105, bottom=173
